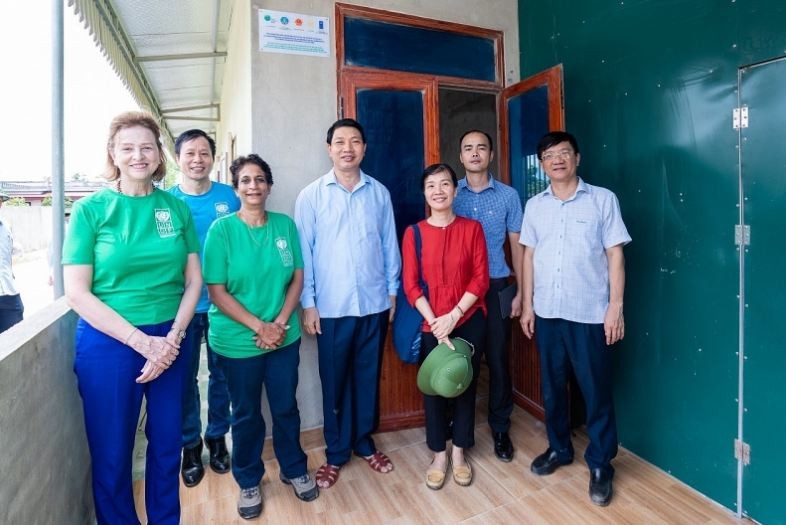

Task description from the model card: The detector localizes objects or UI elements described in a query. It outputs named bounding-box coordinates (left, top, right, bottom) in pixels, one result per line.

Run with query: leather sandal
left=357, top=450, right=394, bottom=473
left=426, top=457, right=449, bottom=490
left=452, top=458, right=472, bottom=487
left=315, top=463, right=341, bottom=489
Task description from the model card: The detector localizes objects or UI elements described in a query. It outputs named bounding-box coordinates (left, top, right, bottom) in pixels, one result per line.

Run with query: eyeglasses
left=541, top=150, right=574, bottom=162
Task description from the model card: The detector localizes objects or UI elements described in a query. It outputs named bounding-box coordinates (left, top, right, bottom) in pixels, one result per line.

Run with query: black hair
left=174, top=129, right=216, bottom=157
left=459, top=129, right=494, bottom=152
left=229, top=154, right=273, bottom=189
left=326, top=118, right=366, bottom=144
left=421, top=163, right=458, bottom=190
left=536, top=131, right=580, bottom=160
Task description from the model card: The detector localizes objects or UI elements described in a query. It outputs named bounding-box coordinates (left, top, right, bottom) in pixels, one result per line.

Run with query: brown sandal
left=357, top=451, right=394, bottom=473
left=315, top=463, right=341, bottom=488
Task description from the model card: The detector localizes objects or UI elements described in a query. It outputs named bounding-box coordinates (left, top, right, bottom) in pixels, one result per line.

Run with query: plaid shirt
left=520, top=178, right=631, bottom=324
left=454, top=175, right=523, bottom=279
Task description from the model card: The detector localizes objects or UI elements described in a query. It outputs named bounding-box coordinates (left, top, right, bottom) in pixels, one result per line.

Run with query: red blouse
left=402, top=216, right=489, bottom=332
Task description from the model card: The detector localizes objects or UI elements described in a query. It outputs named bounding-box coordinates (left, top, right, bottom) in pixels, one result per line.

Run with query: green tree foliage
left=4, top=196, right=29, bottom=206
left=41, top=195, right=74, bottom=207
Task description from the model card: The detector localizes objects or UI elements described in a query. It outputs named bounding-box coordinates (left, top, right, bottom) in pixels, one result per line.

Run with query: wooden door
left=498, top=65, right=565, bottom=419
left=340, top=69, right=439, bottom=430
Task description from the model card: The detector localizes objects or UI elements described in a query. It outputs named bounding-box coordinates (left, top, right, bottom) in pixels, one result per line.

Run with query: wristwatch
left=170, top=328, right=186, bottom=342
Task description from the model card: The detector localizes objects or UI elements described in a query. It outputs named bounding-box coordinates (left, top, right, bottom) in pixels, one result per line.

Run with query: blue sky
left=0, top=3, right=138, bottom=182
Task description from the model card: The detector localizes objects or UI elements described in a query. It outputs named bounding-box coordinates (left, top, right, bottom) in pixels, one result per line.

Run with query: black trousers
left=483, top=279, right=513, bottom=433
left=421, top=310, right=485, bottom=452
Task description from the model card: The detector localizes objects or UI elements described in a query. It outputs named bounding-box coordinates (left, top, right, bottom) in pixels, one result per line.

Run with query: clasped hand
left=128, top=331, right=180, bottom=383
left=428, top=311, right=459, bottom=349
left=253, top=320, right=288, bottom=350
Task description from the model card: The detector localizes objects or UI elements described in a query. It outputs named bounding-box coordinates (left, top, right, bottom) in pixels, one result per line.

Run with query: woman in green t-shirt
left=63, top=112, right=202, bottom=525
left=203, top=154, right=317, bottom=519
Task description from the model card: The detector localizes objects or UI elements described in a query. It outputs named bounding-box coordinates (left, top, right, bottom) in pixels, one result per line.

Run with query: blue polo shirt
left=454, top=175, right=523, bottom=279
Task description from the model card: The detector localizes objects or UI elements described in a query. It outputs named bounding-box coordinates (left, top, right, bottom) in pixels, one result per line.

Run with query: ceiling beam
left=136, top=51, right=227, bottom=62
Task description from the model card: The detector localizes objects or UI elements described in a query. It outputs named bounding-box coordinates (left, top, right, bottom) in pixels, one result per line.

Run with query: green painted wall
left=518, top=0, right=786, bottom=515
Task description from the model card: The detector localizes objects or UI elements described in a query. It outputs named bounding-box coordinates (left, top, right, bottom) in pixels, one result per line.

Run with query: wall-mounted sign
left=259, top=9, right=330, bottom=57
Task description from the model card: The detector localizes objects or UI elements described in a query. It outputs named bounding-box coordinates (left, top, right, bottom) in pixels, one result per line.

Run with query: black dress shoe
left=181, top=440, right=205, bottom=487
left=530, top=448, right=573, bottom=476
left=206, top=436, right=231, bottom=474
left=589, top=468, right=613, bottom=506
left=493, top=432, right=514, bottom=462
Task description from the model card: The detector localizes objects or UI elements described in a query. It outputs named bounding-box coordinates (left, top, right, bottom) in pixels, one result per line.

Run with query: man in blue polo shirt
left=169, top=129, right=240, bottom=487
left=520, top=131, right=630, bottom=506
left=454, top=130, right=523, bottom=463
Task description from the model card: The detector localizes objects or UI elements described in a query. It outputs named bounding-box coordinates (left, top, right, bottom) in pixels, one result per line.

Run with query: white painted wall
left=216, top=0, right=253, bottom=176
left=242, top=0, right=519, bottom=431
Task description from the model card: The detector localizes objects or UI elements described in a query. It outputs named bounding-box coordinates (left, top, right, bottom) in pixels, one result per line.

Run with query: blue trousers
left=421, top=310, right=485, bottom=451
left=316, top=312, right=387, bottom=466
left=215, top=340, right=307, bottom=489
left=0, top=293, right=24, bottom=334
left=181, top=312, right=231, bottom=447
left=74, top=318, right=186, bottom=525
left=535, top=316, right=618, bottom=473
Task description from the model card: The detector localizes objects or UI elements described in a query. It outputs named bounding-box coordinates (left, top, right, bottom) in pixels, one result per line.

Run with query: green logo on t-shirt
left=155, top=208, right=175, bottom=238
left=275, top=237, right=293, bottom=267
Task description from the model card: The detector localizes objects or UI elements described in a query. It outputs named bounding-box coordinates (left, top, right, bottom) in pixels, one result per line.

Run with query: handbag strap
left=412, top=223, right=427, bottom=298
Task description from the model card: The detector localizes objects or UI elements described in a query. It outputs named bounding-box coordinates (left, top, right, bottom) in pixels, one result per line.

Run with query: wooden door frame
left=497, top=64, right=564, bottom=184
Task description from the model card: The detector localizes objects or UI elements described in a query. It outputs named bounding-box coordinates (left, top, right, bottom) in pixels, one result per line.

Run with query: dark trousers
left=0, top=293, right=24, bottom=334
left=216, top=340, right=307, bottom=488
left=483, top=279, right=513, bottom=433
left=316, top=312, right=388, bottom=465
left=422, top=310, right=485, bottom=452
left=74, top=318, right=185, bottom=525
left=181, top=312, right=231, bottom=448
left=535, top=316, right=618, bottom=473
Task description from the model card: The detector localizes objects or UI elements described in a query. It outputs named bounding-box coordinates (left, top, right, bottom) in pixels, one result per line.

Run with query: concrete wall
left=1, top=206, right=54, bottom=253
left=249, top=0, right=520, bottom=430
left=216, top=0, right=253, bottom=178
left=0, top=299, right=93, bottom=525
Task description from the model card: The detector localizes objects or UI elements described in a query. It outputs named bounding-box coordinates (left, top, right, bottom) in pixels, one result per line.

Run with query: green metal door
left=739, top=56, right=786, bottom=525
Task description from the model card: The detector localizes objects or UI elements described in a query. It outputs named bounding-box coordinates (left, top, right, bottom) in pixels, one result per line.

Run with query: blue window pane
left=357, top=89, right=426, bottom=240
left=345, top=17, right=496, bottom=82
left=508, top=86, right=549, bottom=201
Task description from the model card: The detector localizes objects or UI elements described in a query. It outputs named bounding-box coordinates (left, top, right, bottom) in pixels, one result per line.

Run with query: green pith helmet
left=417, top=337, right=474, bottom=398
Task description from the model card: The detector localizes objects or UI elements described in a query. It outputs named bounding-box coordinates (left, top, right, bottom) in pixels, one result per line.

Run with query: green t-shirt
left=62, top=188, right=199, bottom=325
left=203, top=211, right=303, bottom=358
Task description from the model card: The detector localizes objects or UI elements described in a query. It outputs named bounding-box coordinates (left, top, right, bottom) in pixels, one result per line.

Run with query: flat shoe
left=425, top=459, right=448, bottom=490
left=452, top=458, right=472, bottom=486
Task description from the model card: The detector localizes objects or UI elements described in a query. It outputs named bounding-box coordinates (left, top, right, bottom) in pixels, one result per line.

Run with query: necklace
left=237, top=210, right=269, bottom=248
left=427, top=213, right=456, bottom=228
left=116, top=178, right=153, bottom=196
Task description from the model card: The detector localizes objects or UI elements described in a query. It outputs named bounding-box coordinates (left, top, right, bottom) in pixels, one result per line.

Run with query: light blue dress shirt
left=520, top=178, right=631, bottom=324
left=454, top=175, right=523, bottom=279
left=0, top=218, right=20, bottom=296
left=295, top=169, right=401, bottom=318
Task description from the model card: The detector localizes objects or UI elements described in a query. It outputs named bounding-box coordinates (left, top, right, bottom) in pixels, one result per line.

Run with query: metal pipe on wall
left=51, top=0, right=65, bottom=298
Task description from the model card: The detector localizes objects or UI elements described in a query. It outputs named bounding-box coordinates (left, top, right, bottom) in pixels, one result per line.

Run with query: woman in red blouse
left=402, top=163, right=489, bottom=489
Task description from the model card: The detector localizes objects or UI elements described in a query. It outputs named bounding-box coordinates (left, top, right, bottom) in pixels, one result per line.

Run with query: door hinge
left=734, top=439, right=751, bottom=465
left=734, top=224, right=750, bottom=246
left=338, top=96, right=344, bottom=119
left=733, top=106, right=749, bottom=129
